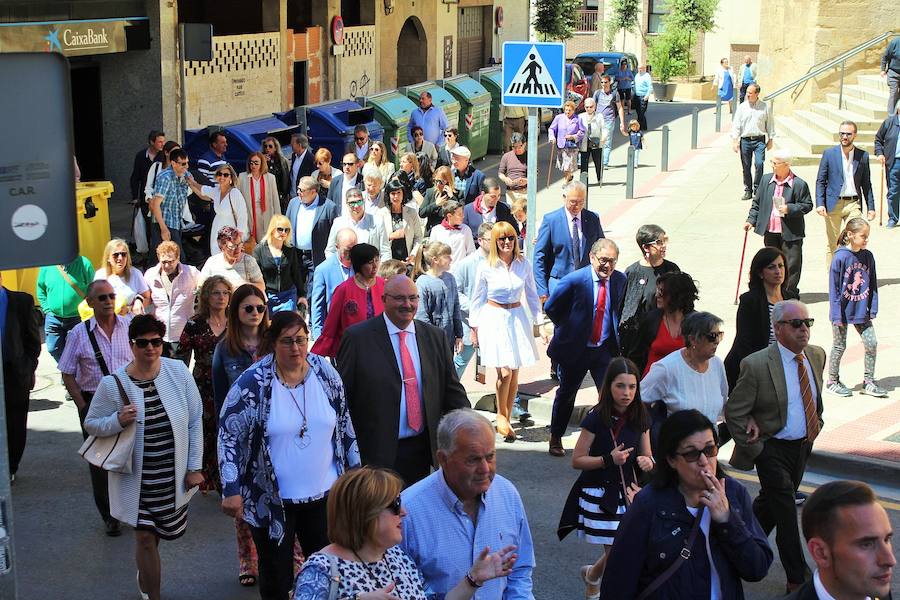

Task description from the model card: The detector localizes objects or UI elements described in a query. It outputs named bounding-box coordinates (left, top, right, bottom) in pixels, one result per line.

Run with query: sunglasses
left=838, top=131, right=855, bottom=137
left=444, top=133, right=454, bottom=138
left=676, top=444, right=719, bottom=463
left=702, top=331, right=725, bottom=343
left=265, top=144, right=276, bottom=149
left=386, top=495, right=402, bottom=515
left=275, top=227, right=291, bottom=234
left=347, top=200, right=364, bottom=207
left=174, top=160, right=189, bottom=166
left=242, top=305, right=267, bottom=314
left=342, top=161, right=357, bottom=167
left=497, top=235, right=516, bottom=242
left=413, top=132, right=424, bottom=137
left=111, top=251, right=128, bottom=259
left=355, top=136, right=366, bottom=141
left=777, top=318, right=815, bottom=329
left=278, top=336, right=309, bottom=347
left=132, top=337, right=164, bottom=348
left=249, top=160, right=262, bottom=165
left=215, top=172, right=232, bottom=178
left=94, top=292, right=117, bottom=302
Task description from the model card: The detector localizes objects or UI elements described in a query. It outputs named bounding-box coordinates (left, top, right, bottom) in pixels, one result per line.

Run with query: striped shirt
left=58, top=317, right=133, bottom=392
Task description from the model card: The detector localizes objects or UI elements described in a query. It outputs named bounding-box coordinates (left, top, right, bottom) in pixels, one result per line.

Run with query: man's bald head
left=382, top=275, right=419, bottom=329
left=335, top=228, right=358, bottom=266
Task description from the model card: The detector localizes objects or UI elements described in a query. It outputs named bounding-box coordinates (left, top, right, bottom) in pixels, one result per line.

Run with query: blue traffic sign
left=501, top=41, right=565, bottom=108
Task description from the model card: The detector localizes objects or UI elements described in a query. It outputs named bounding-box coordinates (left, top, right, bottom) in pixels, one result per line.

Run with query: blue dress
left=719, top=70, right=735, bottom=101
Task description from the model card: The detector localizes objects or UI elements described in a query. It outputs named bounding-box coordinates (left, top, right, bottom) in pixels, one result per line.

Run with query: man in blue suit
left=814, top=121, right=875, bottom=263
left=285, top=176, right=341, bottom=298
left=462, top=178, right=519, bottom=247
left=543, top=239, right=625, bottom=456
left=327, top=153, right=364, bottom=211
left=874, top=102, right=900, bottom=228
left=310, top=228, right=357, bottom=339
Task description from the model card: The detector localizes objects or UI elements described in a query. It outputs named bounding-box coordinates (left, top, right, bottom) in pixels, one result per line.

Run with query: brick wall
left=288, top=26, right=324, bottom=105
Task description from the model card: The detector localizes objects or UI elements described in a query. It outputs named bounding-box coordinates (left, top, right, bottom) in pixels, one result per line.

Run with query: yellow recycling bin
left=1, top=181, right=112, bottom=303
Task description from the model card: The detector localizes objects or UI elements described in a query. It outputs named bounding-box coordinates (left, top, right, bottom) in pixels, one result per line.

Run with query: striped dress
left=133, top=377, right=188, bottom=540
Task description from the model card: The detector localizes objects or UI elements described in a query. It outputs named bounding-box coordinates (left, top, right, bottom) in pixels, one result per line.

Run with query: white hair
left=437, top=409, right=492, bottom=453
left=771, top=148, right=793, bottom=165
left=772, top=299, right=805, bottom=323
left=361, top=163, right=383, bottom=182
left=563, top=180, right=587, bottom=197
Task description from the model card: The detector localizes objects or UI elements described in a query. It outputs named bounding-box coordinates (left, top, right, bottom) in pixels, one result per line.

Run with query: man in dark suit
left=338, top=275, right=468, bottom=486
left=745, top=149, right=813, bottom=295
left=543, top=239, right=625, bottom=457
left=815, top=121, right=875, bottom=263
left=0, top=272, right=41, bottom=480
left=285, top=176, right=342, bottom=299
left=726, top=299, right=826, bottom=593
left=449, top=146, right=485, bottom=205
left=289, top=133, right=315, bottom=194
left=874, top=103, right=900, bottom=228
left=129, top=130, right=165, bottom=204
left=326, top=153, right=364, bottom=210
left=786, top=480, right=895, bottom=600
left=462, top=178, right=519, bottom=247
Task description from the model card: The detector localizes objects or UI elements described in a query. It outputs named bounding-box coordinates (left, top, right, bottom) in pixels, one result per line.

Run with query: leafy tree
left=647, top=27, right=690, bottom=82
left=532, top=0, right=582, bottom=41
left=606, top=0, right=641, bottom=50
left=664, top=0, right=719, bottom=71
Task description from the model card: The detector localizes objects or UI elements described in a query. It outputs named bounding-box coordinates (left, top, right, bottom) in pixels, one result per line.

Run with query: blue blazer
left=815, top=146, right=874, bottom=212
left=325, top=172, right=364, bottom=206
left=533, top=207, right=604, bottom=297
left=462, top=199, right=519, bottom=246
left=454, top=167, right=485, bottom=205
left=284, top=196, right=341, bottom=267
left=543, top=265, right=626, bottom=361
left=309, top=255, right=352, bottom=338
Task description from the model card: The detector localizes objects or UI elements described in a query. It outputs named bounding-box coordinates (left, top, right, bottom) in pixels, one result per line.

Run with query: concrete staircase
left=774, top=72, right=890, bottom=166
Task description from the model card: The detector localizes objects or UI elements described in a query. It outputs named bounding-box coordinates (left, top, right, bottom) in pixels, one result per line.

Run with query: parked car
left=573, top=51, right=639, bottom=90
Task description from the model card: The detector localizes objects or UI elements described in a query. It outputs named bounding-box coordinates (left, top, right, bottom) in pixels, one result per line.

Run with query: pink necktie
left=398, top=331, right=422, bottom=431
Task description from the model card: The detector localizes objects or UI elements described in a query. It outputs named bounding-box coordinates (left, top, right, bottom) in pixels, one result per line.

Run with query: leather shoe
left=548, top=436, right=565, bottom=457
left=105, top=518, right=122, bottom=537
left=785, top=581, right=803, bottom=594
left=741, top=191, right=752, bottom=200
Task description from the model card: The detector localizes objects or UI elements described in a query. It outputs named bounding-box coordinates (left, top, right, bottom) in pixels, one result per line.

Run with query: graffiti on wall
left=348, top=71, right=371, bottom=100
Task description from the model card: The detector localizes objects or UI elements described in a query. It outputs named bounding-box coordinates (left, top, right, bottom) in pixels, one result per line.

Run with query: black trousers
left=250, top=496, right=329, bottom=600
left=298, top=250, right=315, bottom=303
left=753, top=437, right=812, bottom=584
left=394, top=433, right=433, bottom=488
left=551, top=343, right=615, bottom=438
left=763, top=232, right=803, bottom=296
left=3, top=363, right=31, bottom=475
left=635, top=95, right=649, bottom=131
left=580, top=148, right=604, bottom=183
left=78, top=391, right=112, bottom=522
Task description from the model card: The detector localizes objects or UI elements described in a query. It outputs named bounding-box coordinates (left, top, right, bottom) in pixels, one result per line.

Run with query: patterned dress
left=133, top=377, right=188, bottom=540
left=175, top=315, right=223, bottom=492
left=294, top=546, right=427, bottom=600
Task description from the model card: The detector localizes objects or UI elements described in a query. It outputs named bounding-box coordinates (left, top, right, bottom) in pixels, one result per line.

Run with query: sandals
left=137, top=571, right=149, bottom=600
left=580, top=565, right=601, bottom=600
left=239, top=574, right=258, bottom=587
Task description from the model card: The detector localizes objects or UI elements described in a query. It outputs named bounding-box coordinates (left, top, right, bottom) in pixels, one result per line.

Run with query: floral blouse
left=294, top=546, right=428, bottom=600
left=218, top=353, right=359, bottom=543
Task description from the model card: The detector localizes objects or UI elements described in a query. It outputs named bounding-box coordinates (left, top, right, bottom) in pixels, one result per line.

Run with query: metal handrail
left=763, top=30, right=895, bottom=108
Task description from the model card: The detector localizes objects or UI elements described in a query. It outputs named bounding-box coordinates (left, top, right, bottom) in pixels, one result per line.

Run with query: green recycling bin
left=439, top=75, right=492, bottom=161
left=402, top=81, right=461, bottom=154
left=364, top=90, right=419, bottom=169
left=476, top=67, right=504, bottom=155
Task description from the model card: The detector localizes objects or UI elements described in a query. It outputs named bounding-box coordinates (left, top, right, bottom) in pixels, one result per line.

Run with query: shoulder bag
left=635, top=505, right=705, bottom=600
left=325, top=553, right=341, bottom=600
left=78, top=373, right=137, bottom=474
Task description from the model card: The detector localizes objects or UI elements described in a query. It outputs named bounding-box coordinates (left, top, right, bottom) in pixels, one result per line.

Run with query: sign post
left=501, top=41, right=565, bottom=259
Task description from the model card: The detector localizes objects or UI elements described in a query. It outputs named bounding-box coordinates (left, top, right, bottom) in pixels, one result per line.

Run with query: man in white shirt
left=347, top=125, right=371, bottom=165
left=732, top=83, right=775, bottom=200
left=786, top=480, right=895, bottom=600
left=360, top=164, right=385, bottom=216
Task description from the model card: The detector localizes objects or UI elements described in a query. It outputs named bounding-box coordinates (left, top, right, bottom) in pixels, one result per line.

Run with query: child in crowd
left=827, top=218, right=886, bottom=397
left=414, top=241, right=463, bottom=352
left=428, top=200, right=475, bottom=265
left=557, top=357, right=654, bottom=599
left=627, top=119, right=644, bottom=167
left=377, top=258, right=408, bottom=281
left=510, top=197, right=528, bottom=255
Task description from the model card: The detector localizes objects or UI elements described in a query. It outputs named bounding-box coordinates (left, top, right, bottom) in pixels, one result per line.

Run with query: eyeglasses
left=111, top=251, right=128, bottom=259
left=386, top=495, right=402, bottom=515
left=265, top=144, right=276, bottom=149
left=224, top=242, right=240, bottom=252
left=215, top=172, right=232, bottom=178
left=838, top=131, right=855, bottom=137
left=648, top=237, right=668, bottom=247
left=601, top=80, right=611, bottom=85
left=777, top=318, right=815, bottom=329
left=278, top=336, right=309, bottom=347
left=413, top=132, right=424, bottom=137
left=249, top=160, right=262, bottom=165
left=342, top=161, right=357, bottom=167
left=355, top=136, right=366, bottom=141
left=174, top=160, right=189, bottom=166
left=132, top=337, right=164, bottom=348
left=436, top=180, right=446, bottom=186
left=444, top=133, right=454, bottom=138
left=702, top=331, right=725, bottom=343
left=676, top=444, right=719, bottom=463
left=347, top=200, right=364, bottom=207
left=275, top=227, right=291, bottom=234
left=242, top=305, right=267, bottom=314
left=497, top=235, right=516, bottom=242
left=592, top=256, right=617, bottom=266
left=385, top=293, right=420, bottom=302
left=94, top=293, right=117, bottom=302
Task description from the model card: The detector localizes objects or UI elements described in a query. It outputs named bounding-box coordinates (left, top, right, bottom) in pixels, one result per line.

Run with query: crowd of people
left=3, top=48, right=899, bottom=600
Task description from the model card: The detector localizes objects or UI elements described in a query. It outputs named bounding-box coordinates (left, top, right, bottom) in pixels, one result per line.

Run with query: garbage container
left=476, top=67, right=505, bottom=155
left=439, top=75, right=492, bottom=161
left=363, top=91, right=419, bottom=168
left=183, top=116, right=299, bottom=176
left=297, top=100, right=384, bottom=168
left=401, top=82, right=461, bottom=151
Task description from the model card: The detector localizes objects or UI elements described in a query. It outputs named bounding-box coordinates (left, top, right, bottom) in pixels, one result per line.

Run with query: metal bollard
left=625, top=146, right=635, bottom=199
left=691, top=107, right=699, bottom=149
left=715, top=97, right=722, bottom=133
left=661, top=125, right=670, bottom=172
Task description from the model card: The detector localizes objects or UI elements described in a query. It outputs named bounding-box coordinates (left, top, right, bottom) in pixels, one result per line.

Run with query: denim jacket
left=217, top=353, right=360, bottom=543
left=211, top=341, right=254, bottom=417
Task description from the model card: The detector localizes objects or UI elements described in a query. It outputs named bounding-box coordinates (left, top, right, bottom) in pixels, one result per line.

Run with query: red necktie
left=398, top=331, right=422, bottom=431
left=590, top=279, right=607, bottom=345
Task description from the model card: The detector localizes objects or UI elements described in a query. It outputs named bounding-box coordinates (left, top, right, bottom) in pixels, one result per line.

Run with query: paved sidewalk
left=467, top=104, right=900, bottom=485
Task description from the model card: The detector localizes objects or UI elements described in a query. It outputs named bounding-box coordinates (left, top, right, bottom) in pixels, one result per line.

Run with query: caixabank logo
left=44, top=25, right=111, bottom=54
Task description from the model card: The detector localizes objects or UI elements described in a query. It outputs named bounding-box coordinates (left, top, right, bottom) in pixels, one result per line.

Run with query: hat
left=450, top=145, right=471, bottom=159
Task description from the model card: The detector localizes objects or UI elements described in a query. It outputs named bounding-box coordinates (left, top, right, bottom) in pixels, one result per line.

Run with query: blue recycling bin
left=183, top=116, right=299, bottom=174
left=280, top=100, right=384, bottom=167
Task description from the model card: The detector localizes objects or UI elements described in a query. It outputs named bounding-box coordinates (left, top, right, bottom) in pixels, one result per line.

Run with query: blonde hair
left=262, top=214, right=293, bottom=247
left=378, top=259, right=408, bottom=281
left=399, top=152, right=420, bottom=176
left=837, top=217, right=869, bottom=247
left=155, top=241, right=180, bottom=259
left=510, top=197, right=527, bottom=216
left=414, top=239, right=451, bottom=279
left=563, top=100, right=577, bottom=111
left=487, top=221, right=522, bottom=266
left=197, top=275, right=232, bottom=319
left=367, top=141, right=389, bottom=167
left=215, top=163, right=239, bottom=189
left=314, top=148, right=332, bottom=166
left=327, top=467, right=403, bottom=552
left=101, top=239, right=133, bottom=282
left=432, top=166, right=456, bottom=195
left=628, top=119, right=640, bottom=130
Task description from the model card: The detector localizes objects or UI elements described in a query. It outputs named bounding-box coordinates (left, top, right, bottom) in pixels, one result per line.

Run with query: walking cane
left=734, top=229, right=749, bottom=305
left=880, top=161, right=886, bottom=226
left=546, top=143, right=556, bottom=188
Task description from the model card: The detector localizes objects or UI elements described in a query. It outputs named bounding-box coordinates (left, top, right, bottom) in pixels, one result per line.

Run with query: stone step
left=792, top=109, right=876, bottom=143
left=809, top=102, right=883, bottom=130
left=776, top=114, right=835, bottom=155
left=857, top=73, right=890, bottom=94
left=826, top=92, right=885, bottom=119
left=843, top=83, right=890, bottom=105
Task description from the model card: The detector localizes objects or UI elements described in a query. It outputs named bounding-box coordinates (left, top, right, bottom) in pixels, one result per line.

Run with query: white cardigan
left=84, top=357, right=203, bottom=527
left=375, top=204, right=423, bottom=261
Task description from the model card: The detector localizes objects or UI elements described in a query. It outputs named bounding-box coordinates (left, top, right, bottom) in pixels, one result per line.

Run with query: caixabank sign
left=0, top=17, right=149, bottom=57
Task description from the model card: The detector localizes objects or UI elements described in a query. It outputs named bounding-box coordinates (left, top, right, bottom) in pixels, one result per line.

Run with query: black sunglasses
left=386, top=495, right=402, bottom=515
left=243, top=305, right=267, bottom=314
left=342, top=162, right=356, bottom=167
left=265, top=144, right=276, bottom=149
left=355, top=136, right=366, bottom=141
left=275, top=227, right=291, bottom=234
left=497, top=235, right=516, bottom=242
left=132, top=337, right=164, bottom=348
left=95, top=293, right=117, bottom=302
left=676, top=444, right=718, bottom=463
left=777, top=318, right=814, bottom=329
left=702, top=331, right=725, bottom=343
left=111, top=251, right=128, bottom=259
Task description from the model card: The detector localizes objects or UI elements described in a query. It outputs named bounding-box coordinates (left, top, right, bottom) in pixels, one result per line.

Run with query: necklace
left=352, top=550, right=396, bottom=590
left=278, top=365, right=310, bottom=449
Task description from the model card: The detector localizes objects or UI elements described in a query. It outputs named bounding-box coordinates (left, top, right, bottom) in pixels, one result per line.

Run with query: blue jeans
left=454, top=343, right=476, bottom=379
left=740, top=136, right=766, bottom=193
left=149, top=224, right=183, bottom=266
left=887, top=158, right=900, bottom=224
left=44, top=314, right=82, bottom=364
left=602, top=118, right=614, bottom=166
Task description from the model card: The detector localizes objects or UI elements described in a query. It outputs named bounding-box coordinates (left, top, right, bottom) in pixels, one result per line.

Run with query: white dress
left=204, top=185, right=249, bottom=256
left=94, top=267, right=150, bottom=317
left=470, top=257, right=542, bottom=368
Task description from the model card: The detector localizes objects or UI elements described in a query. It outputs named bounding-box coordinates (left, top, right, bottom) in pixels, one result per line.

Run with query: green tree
left=532, top=0, right=582, bottom=41
left=664, top=0, right=719, bottom=71
left=606, top=0, right=641, bottom=50
left=647, top=27, right=690, bottom=82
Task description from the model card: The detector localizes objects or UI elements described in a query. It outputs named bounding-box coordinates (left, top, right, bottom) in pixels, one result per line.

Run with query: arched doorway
left=396, top=17, right=427, bottom=87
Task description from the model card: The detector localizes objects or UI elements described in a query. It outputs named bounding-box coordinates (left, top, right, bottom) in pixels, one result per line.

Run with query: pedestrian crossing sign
left=501, top=41, right=565, bottom=108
